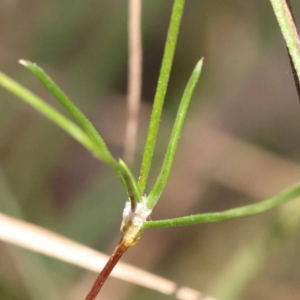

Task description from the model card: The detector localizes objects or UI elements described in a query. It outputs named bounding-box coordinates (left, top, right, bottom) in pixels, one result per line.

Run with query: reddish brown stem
left=85, top=240, right=129, bottom=300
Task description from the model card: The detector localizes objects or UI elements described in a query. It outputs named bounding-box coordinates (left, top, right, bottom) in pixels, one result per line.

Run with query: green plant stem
left=143, top=182, right=300, bottom=229
left=138, top=0, right=185, bottom=194
left=269, top=0, right=300, bottom=80
left=19, top=60, right=116, bottom=164
left=147, top=59, right=203, bottom=209
left=118, top=159, right=141, bottom=210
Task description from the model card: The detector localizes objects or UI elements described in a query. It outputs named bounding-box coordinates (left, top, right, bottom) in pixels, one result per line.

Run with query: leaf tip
left=118, top=158, right=125, bottom=166
left=195, top=57, right=204, bottom=73
left=19, top=60, right=36, bottom=70
left=18, top=59, right=28, bottom=67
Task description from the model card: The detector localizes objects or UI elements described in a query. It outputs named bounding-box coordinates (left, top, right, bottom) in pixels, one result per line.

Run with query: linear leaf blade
left=144, top=182, right=300, bottom=228
left=138, top=0, right=186, bottom=194
left=147, top=59, right=203, bottom=209
left=19, top=60, right=117, bottom=168
left=0, top=72, right=110, bottom=166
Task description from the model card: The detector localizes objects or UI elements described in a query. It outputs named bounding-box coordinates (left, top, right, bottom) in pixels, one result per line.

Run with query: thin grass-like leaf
left=143, top=182, right=300, bottom=228
left=138, top=0, right=185, bottom=194
left=19, top=60, right=116, bottom=164
left=0, top=68, right=131, bottom=190
left=147, top=59, right=203, bottom=209
left=0, top=72, right=112, bottom=166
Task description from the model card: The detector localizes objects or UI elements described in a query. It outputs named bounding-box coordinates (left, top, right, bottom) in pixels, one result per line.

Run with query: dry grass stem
left=0, top=212, right=213, bottom=300
left=124, top=0, right=143, bottom=164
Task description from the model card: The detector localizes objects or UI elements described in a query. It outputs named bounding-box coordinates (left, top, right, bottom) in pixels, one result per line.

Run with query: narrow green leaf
left=0, top=72, right=114, bottom=168
left=118, top=159, right=141, bottom=210
left=147, top=59, right=203, bottom=209
left=138, top=0, right=185, bottom=194
left=143, top=182, right=300, bottom=229
left=19, top=60, right=116, bottom=166
left=17, top=61, right=130, bottom=189
left=0, top=73, right=95, bottom=152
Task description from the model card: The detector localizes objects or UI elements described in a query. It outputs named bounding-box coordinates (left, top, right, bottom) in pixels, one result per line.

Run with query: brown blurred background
left=0, top=1, right=300, bottom=299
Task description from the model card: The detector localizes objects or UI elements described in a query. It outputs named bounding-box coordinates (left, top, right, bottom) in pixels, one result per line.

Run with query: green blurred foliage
left=0, top=1, right=300, bottom=299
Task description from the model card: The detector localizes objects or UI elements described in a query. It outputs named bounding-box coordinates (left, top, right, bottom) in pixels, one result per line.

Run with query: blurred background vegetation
left=0, top=1, right=300, bottom=299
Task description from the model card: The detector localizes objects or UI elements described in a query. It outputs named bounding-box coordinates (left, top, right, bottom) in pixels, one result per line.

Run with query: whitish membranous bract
left=121, top=196, right=151, bottom=246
